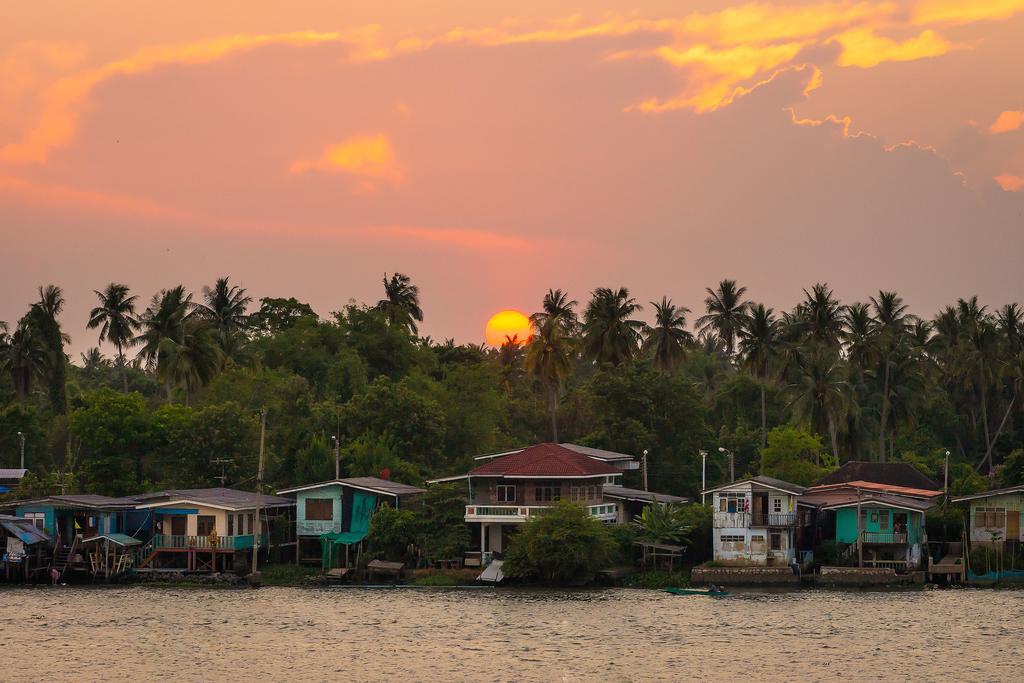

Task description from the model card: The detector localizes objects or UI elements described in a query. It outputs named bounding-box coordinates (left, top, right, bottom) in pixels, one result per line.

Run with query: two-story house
left=704, top=476, right=804, bottom=566
left=277, top=476, right=425, bottom=566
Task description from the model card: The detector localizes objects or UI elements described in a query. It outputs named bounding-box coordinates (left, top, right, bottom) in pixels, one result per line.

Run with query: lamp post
left=700, top=450, right=709, bottom=504
left=718, top=447, right=735, bottom=483
left=332, top=435, right=340, bottom=480
left=17, top=431, right=25, bottom=470
left=641, top=449, right=649, bottom=491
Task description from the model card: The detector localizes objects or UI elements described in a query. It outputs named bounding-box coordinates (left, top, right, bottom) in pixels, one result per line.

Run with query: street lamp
left=718, top=447, right=735, bottom=484
left=17, top=431, right=25, bottom=470
left=332, top=435, right=340, bottom=480
left=700, top=450, right=709, bottom=504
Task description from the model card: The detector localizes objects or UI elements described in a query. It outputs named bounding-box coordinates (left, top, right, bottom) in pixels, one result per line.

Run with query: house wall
left=294, top=485, right=344, bottom=528
left=15, top=505, right=55, bottom=534
left=470, top=478, right=610, bottom=505
left=835, top=507, right=923, bottom=544
left=967, top=494, right=1024, bottom=543
left=711, top=485, right=797, bottom=566
left=154, top=505, right=256, bottom=537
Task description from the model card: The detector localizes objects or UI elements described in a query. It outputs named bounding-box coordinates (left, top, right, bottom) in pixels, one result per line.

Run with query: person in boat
left=708, top=583, right=722, bottom=593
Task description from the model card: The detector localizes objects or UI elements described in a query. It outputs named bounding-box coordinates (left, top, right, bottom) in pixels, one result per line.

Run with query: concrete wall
left=692, top=566, right=799, bottom=585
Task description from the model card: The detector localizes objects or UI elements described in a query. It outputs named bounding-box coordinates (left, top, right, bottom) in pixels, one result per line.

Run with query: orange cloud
left=0, top=31, right=341, bottom=164
left=912, top=0, right=1024, bottom=25
left=989, top=111, right=1024, bottom=133
left=833, top=28, right=953, bottom=67
left=290, top=134, right=403, bottom=183
left=994, top=173, right=1024, bottom=191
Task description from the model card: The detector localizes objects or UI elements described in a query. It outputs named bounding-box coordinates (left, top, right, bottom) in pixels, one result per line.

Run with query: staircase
left=136, top=539, right=158, bottom=569
left=52, top=536, right=80, bottom=580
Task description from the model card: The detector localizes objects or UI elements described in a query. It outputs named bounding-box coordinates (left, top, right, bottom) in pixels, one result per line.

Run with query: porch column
left=480, top=523, right=487, bottom=553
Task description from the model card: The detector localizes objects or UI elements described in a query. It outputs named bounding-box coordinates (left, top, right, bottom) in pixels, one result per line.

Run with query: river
left=1, top=586, right=1021, bottom=681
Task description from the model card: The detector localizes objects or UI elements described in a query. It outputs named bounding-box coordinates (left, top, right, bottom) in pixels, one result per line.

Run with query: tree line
left=1, top=275, right=1022, bottom=499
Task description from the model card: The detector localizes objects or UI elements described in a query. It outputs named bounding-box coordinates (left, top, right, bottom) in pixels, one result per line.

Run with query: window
left=721, top=534, right=745, bottom=551
left=571, top=485, right=600, bottom=502
left=975, top=507, right=1005, bottom=529
left=534, top=485, right=561, bottom=503
left=248, top=514, right=254, bottom=535
left=227, top=514, right=234, bottom=536
left=770, top=532, right=782, bottom=551
left=197, top=515, right=216, bottom=537
left=878, top=510, right=890, bottom=531
left=305, top=498, right=334, bottom=521
left=772, top=498, right=783, bottom=513
left=719, top=492, right=747, bottom=513
left=496, top=485, right=517, bottom=503
left=23, top=512, right=45, bottom=530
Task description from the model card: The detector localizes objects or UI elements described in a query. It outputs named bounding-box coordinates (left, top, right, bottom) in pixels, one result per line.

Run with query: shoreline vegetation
left=3, top=275, right=1024, bottom=589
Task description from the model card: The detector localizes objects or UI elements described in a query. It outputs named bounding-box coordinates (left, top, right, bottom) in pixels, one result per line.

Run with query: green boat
left=663, top=587, right=729, bottom=597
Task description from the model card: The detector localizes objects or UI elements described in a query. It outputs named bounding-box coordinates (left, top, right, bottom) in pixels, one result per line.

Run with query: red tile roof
left=468, top=443, right=620, bottom=478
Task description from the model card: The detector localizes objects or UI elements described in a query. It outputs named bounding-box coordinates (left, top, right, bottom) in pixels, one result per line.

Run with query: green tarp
left=320, top=491, right=377, bottom=569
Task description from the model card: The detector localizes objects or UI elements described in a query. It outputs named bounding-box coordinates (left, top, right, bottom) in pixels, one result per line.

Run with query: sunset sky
left=2, top=1, right=1023, bottom=354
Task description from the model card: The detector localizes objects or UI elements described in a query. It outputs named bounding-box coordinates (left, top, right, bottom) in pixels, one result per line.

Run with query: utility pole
left=251, top=408, right=267, bottom=578
left=700, top=450, right=708, bottom=504
left=856, top=487, right=863, bottom=569
left=17, top=431, right=25, bottom=470
left=332, top=435, right=340, bottom=480
left=211, top=457, right=233, bottom=486
left=719, top=447, right=735, bottom=483
left=943, top=450, right=950, bottom=503
left=641, top=450, right=649, bottom=491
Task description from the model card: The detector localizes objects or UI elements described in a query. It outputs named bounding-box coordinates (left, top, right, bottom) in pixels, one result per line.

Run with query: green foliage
left=258, top=563, right=319, bottom=586
left=999, top=449, right=1024, bottom=487
left=0, top=403, right=45, bottom=470
left=417, top=484, right=470, bottom=561
left=503, top=501, right=618, bottom=585
left=622, top=571, right=690, bottom=589
left=367, top=503, right=421, bottom=561
left=632, top=503, right=692, bottom=546
left=948, top=463, right=988, bottom=496
left=343, top=377, right=446, bottom=468
left=759, top=427, right=835, bottom=486
left=249, top=297, right=317, bottom=336
left=70, top=389, right=151, bottom=495
left=410, top=573, right=474, bottom=586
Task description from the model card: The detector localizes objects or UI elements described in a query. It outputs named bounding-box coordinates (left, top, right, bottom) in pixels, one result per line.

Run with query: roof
left=133, top=488, right=294, bottom=511
left=0, top=494, right=140, bottom=511
left=815, top=461, right=940, bottom=491
left=0, top=515, right=51, bottom=545
left=81, top=533, right=142, bottom=547
left=472, top=443, right=635, bottom=463
left=952, top=484, right=1024, bottom=503
left=807, top=481, right=943, bottom=499
left=0, top=468, right=27, bottom=480
left=277, top=477, right=425, bottom=497
left=602, top=485, right=688, bottom=504
left=467, top=443, right=621, bottom=478
left=803, top=490, right=936, bottom=513
left=703, top=475, right=806, bottom=496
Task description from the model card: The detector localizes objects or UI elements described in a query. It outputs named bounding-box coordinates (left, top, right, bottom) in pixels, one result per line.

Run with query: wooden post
left=856, top=488, right=863, bottom=569
left=247, top=411, right=264, bottom=577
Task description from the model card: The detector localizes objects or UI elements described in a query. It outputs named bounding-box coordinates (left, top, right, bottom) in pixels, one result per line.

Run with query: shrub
left=622, top=570, right=690, bottom=589
left=503, top=501, right=617, bottom=585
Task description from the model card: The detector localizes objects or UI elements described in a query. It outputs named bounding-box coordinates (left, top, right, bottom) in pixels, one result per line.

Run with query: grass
left=622, top=570, right=691, bottom=589
left=258, top=564, right=320, bottom=586
left=409, top=572, right=477, bottom=587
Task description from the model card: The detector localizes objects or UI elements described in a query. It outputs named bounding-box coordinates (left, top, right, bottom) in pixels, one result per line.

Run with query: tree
left=158, top=317, right=221, bottom=404
left=367, top=503, right=421, bottom=562
left=503, top=501, right=617, bottom=585
left=759, top=427, right=835, bottom=486
left=416, top=484, right=471, bottom=561
left=530, top=288, right=579, bottom=335
left=29, top=285, right=69, bottom=413
left=198, top=276, right=253, bottom=365
left=526, top=318, right=572, bottom=441
left=87, top=282, right=140, bottom=392
left=0, top=318, right=47, bottom=401
left=786, top=346, right=848, bottom=459
left=645, top=297, right=692, bottom=373
left=70, top=389, right=152, bottom=494
left=377, top=272, right=424, bottom=335
left=582, top=287, right=646, bottom=366
left=738, top=303, right=779, bottom=447
left=136, top=286, right=194, bottom=400
left=632, top=502, right=692, bottom=546
left=497, top=335, right=526, bottom=395
left=800, top=283, right=844, bottom=349
left=250, top=297, right=317, bottom=335
left=870, top=290, right=915, bottom=461
left=696, top=279, right=749, bottom=355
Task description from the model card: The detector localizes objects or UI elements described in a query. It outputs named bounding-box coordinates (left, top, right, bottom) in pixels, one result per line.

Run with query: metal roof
left=815, top=461, right=941, bottom=491
left=0, top=468, right=27, bottom=480
left=801, top=490, right=936, bottom=512
left=602, top=485, right=688, bottom=504
left=80, top=533, right=142, bottom=546
left=0, top=515, right=51, bottom=545
left=0, top=494, right=140, bottom=510
left=472, top=443, right=635, bottom=462
left=807, top=481, right=943, bottom=499
left=468, top=443, right=621, bottom=478
left=702, top=475, right=807, bottom=496
left=277, top=477, right=425, bottom=497
left=133, top=487, right=294, bottom=511
left=952, top=484, right=1024, bottom=503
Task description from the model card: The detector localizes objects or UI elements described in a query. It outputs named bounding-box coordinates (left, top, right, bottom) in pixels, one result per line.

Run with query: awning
left=1, top=520, right=51, bottom=545
left=81, top=533, right=142, bottom=547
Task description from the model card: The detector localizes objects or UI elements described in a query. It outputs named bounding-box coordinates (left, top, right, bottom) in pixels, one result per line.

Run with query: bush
left=368, top=504, right=421, bottom=561
left=622, top=571, right=690, bottom=589
left=410, top=573, right=474, bottom=586
left=503, top=501, right=618, bottom=585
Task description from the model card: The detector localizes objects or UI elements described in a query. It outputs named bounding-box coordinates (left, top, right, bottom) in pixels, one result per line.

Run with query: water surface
left=2, top=586, right=1020, bottom=681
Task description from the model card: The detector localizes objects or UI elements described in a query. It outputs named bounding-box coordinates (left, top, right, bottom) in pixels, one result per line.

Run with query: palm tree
left=870, top=291, right=915, bottom=460
left=996, top=303, right=1023, bottom=355
left=787, top=346, right=849, bottom=459
left=28, top=284, right=69, bottom=413
left=199, top=277, right=253, bottom=368
left=526, top=319, right=573, bottom=441
left=136, top=286, right=194, bottom=402
left=377, top=272, right=423, bottom=334
left=696, top=280, right=750, bottom=355
left=531, top=289, right=579, bottom=335
left=88, top=283, right=140, bottom=392
left=801, top=283, right=844, bottom=349
left=158, top=317, right=221, bottom=405
left=0, top=318, right=47, bottom=401
left=497, top=335, right=526, bottom=395
left=581, top=287, right=646, bottom=366
left=738, top=303, right=779, bottom=447
left=644, top=297, right=692, bottom=373
left=843, top=302, right=876, bottom=379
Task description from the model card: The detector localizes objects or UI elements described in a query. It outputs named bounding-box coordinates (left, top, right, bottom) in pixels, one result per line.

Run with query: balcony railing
left=466, top=504, right=619, bottom=522
left=714, top=512, right=797, bottom=528
left=153, top=534, right=265, bottom=550
left=297, top=520, right=344, bottom=536
left=861, top=531, right=908, bottom=545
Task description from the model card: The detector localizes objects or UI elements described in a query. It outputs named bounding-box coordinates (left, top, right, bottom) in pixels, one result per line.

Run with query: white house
left=703, top=475, right=805, bottom=566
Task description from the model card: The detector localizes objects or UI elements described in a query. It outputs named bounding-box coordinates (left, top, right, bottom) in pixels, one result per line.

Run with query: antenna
left=211, top=457, right=234, bottom=486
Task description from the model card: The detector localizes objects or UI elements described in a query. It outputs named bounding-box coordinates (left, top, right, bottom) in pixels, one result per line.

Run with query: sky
left=2, top=1, right=1023, bottom=356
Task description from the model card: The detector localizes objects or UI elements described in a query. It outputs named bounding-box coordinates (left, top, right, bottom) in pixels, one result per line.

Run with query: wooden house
left=703, top=476, right=804, bottom=566
left=953, top=485, right=1024, bottom=547
left=1, top=514, right=51, bottom=582
left=277, top=477, right=424, bottom=567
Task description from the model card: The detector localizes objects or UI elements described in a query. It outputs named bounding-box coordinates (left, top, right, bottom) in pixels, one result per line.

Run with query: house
left=0, top=468, right=27, bottom=494
left=133, top=488, right=295, bottom=572
left=801, top=463, right=944, bottom=571
left=953, top=485, right=1024, bottom=547
left=704, top=476, right=804, bottom=566
left=471, top=443, right=640, bottom=471
left=431, top=443, right=673, bottom=561
left=277, top=477, right=425, bottom=566
left=602, top=485, right=688, bottom=524
left=1, top=514, right=51, bottom=582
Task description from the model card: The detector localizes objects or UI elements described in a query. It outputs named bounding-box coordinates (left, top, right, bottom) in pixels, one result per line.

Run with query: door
left=1007, top=511, right=1020, bottom=542
left=170, top=515, right=187, bottom=536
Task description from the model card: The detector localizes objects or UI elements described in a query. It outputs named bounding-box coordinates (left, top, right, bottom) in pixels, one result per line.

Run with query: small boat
left=663, top=586, right=729, bottom=597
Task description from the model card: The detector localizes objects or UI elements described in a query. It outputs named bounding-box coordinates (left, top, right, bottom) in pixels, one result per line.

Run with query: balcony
left=861, top=531, right=908, bottom=545
left=714, top=512, right=796, bottom=528
left=465, top=504, right=618, bottom=523
left=153, top=534, right=265, bottom=551
left=297, top=520, right=344, bottom=536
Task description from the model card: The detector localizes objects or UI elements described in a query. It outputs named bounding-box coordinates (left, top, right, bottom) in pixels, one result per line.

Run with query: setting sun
left=485, top=310, right=534, bottom=347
